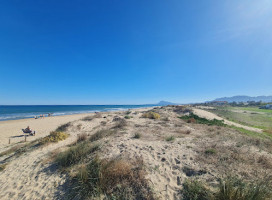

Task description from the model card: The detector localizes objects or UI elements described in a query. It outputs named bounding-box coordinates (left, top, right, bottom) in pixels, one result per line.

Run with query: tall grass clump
left=73, top=157, right=155, bottom=200
left=113, top=118, right=127, bottom=129
left=56, top=142, right=100, bottom=168
left=166, top=136, right=175, bottom=142
left=40, top=131, right=69, bottom=145
left=82, top=113, right=102, bottom=121
left=215, top=176, right=272, bottom=200
left=77, top=133, right=87, bottom=143
left=89, top=129, right=116, bottom=142
left=0, top=164, right=7, bottom=172
left=182, top=179, right=213, bottom=200
left=133, top=133, right=141, bottom=139
left=56, top=122, right=71, bottom=132
left=181, top=176, right=272, bottom=200
left=142, top=112, right=160, bottom=119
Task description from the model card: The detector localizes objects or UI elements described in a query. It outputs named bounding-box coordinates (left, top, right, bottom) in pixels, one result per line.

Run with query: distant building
left=260, top=104, right=272, bottom=109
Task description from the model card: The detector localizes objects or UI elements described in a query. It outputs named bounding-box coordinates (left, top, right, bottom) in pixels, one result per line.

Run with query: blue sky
left=0, top=0, right=271, bottom=105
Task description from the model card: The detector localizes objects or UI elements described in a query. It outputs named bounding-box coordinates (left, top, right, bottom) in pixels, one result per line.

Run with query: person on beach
left=24, top=126, right=35, bottom=136
left=25, top=126, right=31, bottom=132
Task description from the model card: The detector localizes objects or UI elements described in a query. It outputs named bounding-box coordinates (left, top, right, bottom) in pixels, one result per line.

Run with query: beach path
left=193, top=108, right=263, bottom=133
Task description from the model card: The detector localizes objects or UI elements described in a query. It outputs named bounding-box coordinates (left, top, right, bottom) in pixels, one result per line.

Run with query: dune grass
left=55, top=142, right=100, bottom=168
left=181, top=176, right=272, bottom=200
left=89, top=129, right=117, bottom=142
left=0, top=164, right=7, bottom=172
left=133, top=133, right=141, bottom=139
left=182, top=179, right=213, bottom=200
left=73, top=157, right=155, bottom=200
left=166, top=136, right=175, bottom=142
left=55, top=122, right=72, bottom=132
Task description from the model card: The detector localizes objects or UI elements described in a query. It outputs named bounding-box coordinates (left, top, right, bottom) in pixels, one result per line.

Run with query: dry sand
left=0, top=106, right=271, bottom=200
left=0, top=113, right=92, bottom=151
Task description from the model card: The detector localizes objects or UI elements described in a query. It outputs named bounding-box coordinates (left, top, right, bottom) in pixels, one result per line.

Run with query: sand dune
left=0, top=106, right=271, bottom=199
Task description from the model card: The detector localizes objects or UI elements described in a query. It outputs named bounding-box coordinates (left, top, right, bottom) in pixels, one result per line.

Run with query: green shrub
left=166, top=136, right=175, bottom=142
left=0, top=164, right=7, bottom=172
left=133, top=133, right=141, bottom=139
left=56, top=142, right=100, bottom=168
left=182, top=179, right=213, bottom=200
left=40, top=131, right=69, bottom=145
left=179, top=113, right=225, bottom=126
left=205, top=148, right=217, bottom=155
left=124, top=115, right=132, bottom=119
left=142, top=112, right=160, bottom=119
left=113, top=118, right=127, bottom=129
left=216, top=176, right=272, bottom=200
left=181, top=176, right=272, bottom=200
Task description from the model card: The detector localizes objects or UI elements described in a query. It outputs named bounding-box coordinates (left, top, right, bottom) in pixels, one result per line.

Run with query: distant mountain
left=213, top=95, right=272, bottom=103
left=157, top=101, right=177, bottom=105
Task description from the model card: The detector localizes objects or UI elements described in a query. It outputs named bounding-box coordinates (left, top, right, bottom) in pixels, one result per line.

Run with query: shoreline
left=0, top=107, right=152, bottom=151
left=0, top=105, right=155, bottom=122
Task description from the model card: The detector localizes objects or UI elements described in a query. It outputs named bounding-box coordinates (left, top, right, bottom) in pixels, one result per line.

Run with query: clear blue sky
left=0, top=1, right=271, bottom=105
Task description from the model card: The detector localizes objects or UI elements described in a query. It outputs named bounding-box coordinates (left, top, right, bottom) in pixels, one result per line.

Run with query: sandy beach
left=0, top=113, right=93, bottom=150
left=0, top=106, right=271, bottom=200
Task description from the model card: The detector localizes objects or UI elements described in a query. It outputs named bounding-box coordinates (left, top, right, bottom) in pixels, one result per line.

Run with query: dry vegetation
left=142, top=111, right=161, bottom=119
left=51, top=106, right=272, bottom=199
left=39, top=131, right=69, bottom=145
left=1, top=106, right=272, bottom=199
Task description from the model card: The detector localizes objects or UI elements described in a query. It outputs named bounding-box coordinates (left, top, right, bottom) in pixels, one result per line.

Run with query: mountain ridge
left=213, top=95, right=272, bottom=103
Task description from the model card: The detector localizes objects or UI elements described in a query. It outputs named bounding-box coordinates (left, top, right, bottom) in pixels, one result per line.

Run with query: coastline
left=0, top=107, right=151, bottom=150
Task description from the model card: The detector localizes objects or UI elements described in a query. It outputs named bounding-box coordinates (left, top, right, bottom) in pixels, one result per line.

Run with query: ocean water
left=0, top=105, right=154, bottom=121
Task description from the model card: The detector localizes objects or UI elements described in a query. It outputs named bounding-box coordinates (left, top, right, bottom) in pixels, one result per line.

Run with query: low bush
left=124, top=115, right=132, bottom=119
left=133, top=133, right=141, bottom=139
left=77, top=133, right=87, bottom=143
left=216, top=176, right=272, bottom=200
left=205, top=148, right=217, bottom=155
left=56, top=142, right=100, bottom=168
left=142, top=112, right=160, bottom=119
left=73, top=157, right=155, bottom=200
left=0, top=164, right=7, bottom=172
left=82, top=116, right=94, bottom=121
left=182, top=179, right=213, bottom=200
left=89, top=129, right=116, bottom=142
left=113, top=118, right=127, bottom=129
left=82, top=113, right=102, bottom=121
left=173, top=106, right=192, bottom=114
left=181, top=176, right=272, bottom=200
left=56, top=122, right=71, bottom=132
left=264, top=129, right=272, bottom=135
left=0, top=144, right=24, bottom=157
left=187, top=118, right=196, bottom=123
left=40, top=131, right=69, bottom=145
left=166, top=136, right=175, bottom=142
left=179, top=113, right=225, bottom=126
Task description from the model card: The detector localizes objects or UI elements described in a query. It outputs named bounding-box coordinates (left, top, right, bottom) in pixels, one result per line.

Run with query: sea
left=0, top=105, right=155, bottom=121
